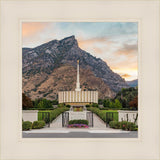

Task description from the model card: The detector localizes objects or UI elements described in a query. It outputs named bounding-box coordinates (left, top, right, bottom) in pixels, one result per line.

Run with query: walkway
left=42, top=112, right=109, bottom=129
left=49, top=114, right=62, bottom=128
left=93, top=113, right=106, bottom=129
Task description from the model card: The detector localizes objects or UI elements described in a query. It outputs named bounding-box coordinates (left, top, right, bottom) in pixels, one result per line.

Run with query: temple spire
left=75, top=60, right=81, bottom=91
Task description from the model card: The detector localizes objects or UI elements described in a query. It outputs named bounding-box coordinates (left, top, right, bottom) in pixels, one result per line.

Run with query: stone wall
left=22, top=110, right=38, bottom=122
left=118, top=110, right=138, bottom=125
left=68, top=111, right=88, bottom=120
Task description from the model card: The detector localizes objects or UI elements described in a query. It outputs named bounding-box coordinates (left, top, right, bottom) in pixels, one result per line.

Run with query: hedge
left=69, top=119, right=89, bottom=125
left=22, top=121, right=32, bottom=131
left=38, top=107, right=69, bottom=123
left=87, top=107, right=118, bottom=122
left=87, top=107, right=106, bottom=122
left=32, top=120, right=46, bottom=129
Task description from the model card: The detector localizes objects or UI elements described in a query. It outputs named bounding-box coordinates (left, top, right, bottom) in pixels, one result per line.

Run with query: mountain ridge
left=127, top=79, right=138, bottom=87
left=22, top=35, right=129, bottom=100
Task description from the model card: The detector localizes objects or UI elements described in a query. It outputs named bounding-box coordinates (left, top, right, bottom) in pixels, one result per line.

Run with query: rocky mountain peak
left=59, top=35, right=78, bottom=48
left=22, top=36, right=129, bottom=100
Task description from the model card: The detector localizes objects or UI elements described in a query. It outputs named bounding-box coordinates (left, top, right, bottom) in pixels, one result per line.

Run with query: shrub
left=120, top=121, right=128, bottom=130
left=109, top=121, right=121, bottom=129
left=22, top=121, right=32, bottom=131
left=86, top=105, right=90, bottom=108
left=69, top=119, right=89, bottom=125
left=109, top=121, right=138, bottom=131
left=66, top=105, right=71, bottom=108
left=126, top=122, right=138, bottom=131
left=32, top=120, right=46, bottom=129
left=92, top=103, right=99, bottom=107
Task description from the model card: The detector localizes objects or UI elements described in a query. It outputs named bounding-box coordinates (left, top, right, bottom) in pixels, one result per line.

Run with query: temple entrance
left=72, top=106, right=84, bottom=111
left=62, top=110, right=93, bottom=127
left=70, top=105, right=86, bottom=112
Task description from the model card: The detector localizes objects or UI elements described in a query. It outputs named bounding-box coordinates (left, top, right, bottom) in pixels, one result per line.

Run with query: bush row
left=109, top=121, right=138, bottom=131
left=38, top=107, right=69, bottom=123
left=69, top=119, right=89, bottom=125
left=32, top=121, right=45, bottom=129
left=22, top=120, right=46, bottom=131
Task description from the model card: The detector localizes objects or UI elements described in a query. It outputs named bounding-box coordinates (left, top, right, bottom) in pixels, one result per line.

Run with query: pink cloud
left=22, top=22, right=50, bottom=37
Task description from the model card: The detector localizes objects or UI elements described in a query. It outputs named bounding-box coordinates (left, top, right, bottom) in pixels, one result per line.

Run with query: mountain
left=126, top=79, right=138, bottom=87
left=22, top=35, right=129, bottom=100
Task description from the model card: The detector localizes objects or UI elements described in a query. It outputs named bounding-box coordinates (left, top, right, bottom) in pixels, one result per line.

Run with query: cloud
left=77, top=37, right=138, bottom=81
left=121, top=74, right=131, bottom=78
left=78, top=37, right=108, bottom=47
left=77, top=37, right=113, bottom=56
left=114, top=43, right=138, bottom=57
left=22, top=22, right=50, bottom=37
left=92, top=47, right=103, bottom=55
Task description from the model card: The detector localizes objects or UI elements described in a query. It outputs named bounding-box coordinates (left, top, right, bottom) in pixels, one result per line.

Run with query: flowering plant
left=67, top=124, right=89, bottom=128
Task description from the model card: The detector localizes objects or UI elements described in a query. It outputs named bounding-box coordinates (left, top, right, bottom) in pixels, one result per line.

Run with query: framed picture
left=0, top=0, right=159, bottom=160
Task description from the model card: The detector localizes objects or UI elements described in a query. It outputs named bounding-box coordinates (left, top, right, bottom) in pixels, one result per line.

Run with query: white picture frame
left=0, top=0, right=159, bottom=160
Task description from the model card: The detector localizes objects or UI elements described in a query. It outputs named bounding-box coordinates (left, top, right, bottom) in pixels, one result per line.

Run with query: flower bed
left=68, top=124, right=89, bottom=128
left=69, top=119, right=88, bottom=125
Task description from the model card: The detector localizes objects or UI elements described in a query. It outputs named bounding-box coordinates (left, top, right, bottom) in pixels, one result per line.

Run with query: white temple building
left=58, top=60, right=98, bottom=106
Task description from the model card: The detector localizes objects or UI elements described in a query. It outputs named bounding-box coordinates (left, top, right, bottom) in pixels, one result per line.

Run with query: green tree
left=121, top=97, right=127, bottom=108
left=38, top=99, right=53, bottom=108
left=52, top=100, right=58, bottom=105
left=33, top=98, right=42, bottom=108
left=109, top=101, right=115, bottom=108
left=114, top=99, right=122, bottom=109
left=103, top=99, right=110, bottom=107
left=98, top=99, right=103, bottom=105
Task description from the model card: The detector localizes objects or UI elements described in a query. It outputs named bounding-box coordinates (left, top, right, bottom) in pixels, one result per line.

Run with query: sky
left=22, top=22, right=138, bottom=81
